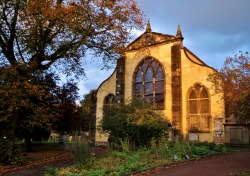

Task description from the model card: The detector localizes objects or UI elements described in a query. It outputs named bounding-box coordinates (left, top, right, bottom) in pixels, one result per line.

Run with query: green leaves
left=102, top=98, right=169, bottom=149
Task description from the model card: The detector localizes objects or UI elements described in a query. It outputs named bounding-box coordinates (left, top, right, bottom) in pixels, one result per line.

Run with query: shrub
left=44, top=167, right=58, bottom=176
left=101, top=98, right=169, bottom=149
left=0, top=140, right=26, bottom=165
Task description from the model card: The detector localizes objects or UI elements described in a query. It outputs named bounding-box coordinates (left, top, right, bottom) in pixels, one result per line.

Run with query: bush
left=101, top=98, right=169, bottom=149
left=44, top=167, right=58, bottom=176
left=189, top=142, right=226, bottom=157
left=0, top=139, right=26, bottom=165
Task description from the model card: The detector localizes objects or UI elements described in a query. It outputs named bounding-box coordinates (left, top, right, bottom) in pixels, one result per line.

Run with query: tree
left=54, top=81, right=81, bottom=134
left=0, top=0, right=143, bottom=76
left=102, top=98, right=169, bottom=149
left=0, top=71, right=60, bottom=159
left=80, top=90, right=97, bottom=132
left=0, top=71, right=81, bottom=155
left=0, top=0, right=143, bottom=162
left=208, top=51, right=250, bottom=122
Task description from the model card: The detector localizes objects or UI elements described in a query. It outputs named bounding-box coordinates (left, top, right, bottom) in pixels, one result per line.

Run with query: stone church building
left=94, top=22, right=225, bottom=144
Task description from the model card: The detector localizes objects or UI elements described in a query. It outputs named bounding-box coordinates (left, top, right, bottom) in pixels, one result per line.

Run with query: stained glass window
left=135, top=70, right=143, bottom=82
left=155, top=66, right=164, bottom=80
left=135, top=83, right=143, bottom=94
left=134, top=57, right=165, bottom=108
left=145, top=68, right=153, bottom=81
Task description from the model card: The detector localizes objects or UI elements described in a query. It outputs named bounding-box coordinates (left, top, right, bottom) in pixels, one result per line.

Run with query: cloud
left=77, top=0, right=250, bottom=99
left=136, top=0, right=250, bottom=69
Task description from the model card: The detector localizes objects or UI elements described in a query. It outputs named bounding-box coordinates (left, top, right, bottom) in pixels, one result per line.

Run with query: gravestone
left=188, top=133, right=198, bottom=142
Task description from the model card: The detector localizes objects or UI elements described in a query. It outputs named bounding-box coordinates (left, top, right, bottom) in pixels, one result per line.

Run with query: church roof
left=125, top=21, right=184, bottom=51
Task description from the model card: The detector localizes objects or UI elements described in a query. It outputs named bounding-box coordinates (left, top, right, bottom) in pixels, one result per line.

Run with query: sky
left=76, top=0, right=250, bottom=101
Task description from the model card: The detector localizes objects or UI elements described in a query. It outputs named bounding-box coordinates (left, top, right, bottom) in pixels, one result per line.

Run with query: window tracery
left=104, top=94, right=115, bottom=107
left=187, top=84, right=211, bottom=132
left=134, top=57, right=165, bottom=108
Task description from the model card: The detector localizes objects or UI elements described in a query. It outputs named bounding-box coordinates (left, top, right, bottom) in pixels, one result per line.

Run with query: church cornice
left=125, top=37, right=183, bottom=52
left=126, top=23, right=184, bottom=52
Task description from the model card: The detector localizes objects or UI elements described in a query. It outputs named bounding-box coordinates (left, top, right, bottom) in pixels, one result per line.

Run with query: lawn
left=0, top=142, right=72, bottom=174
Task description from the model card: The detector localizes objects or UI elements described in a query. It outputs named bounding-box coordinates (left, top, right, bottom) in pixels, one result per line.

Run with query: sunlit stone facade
left=94, top=22, right=225, bottom=144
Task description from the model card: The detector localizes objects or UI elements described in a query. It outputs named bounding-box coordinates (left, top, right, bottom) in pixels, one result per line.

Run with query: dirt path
left=1, top=147, right=107, bottom=176
left=1, top=154, right=74, bottom=176
left=133, top=148, right=250, bottom=176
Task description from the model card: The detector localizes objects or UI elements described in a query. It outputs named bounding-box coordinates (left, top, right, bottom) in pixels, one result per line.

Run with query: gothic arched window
left=134, top=57, right=165, bottom=108
left=187, top=84, right=211, bottom=132
left=104, top=94, right=115, bottom=107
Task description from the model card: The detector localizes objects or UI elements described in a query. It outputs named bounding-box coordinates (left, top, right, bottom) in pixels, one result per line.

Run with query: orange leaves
left=1, top=0, right=144, bottom=78
left=209, top=50, right=250, bottom=117
left=131, top=2, right=137, bottom=11
left=98, top=0, right=116, bottom=9
left=26, top=0, right=77, bottom=22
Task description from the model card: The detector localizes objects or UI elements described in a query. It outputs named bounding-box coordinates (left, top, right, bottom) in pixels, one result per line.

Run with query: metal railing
left=188, top=114, right=211, bottom=132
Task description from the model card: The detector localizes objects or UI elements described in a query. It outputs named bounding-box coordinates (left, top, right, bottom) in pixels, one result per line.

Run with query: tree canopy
left=208, top=51, right=250, bottom=122
left=0, top=0, right=144, bottom=163
left=0, top=0, right=144, bottom=76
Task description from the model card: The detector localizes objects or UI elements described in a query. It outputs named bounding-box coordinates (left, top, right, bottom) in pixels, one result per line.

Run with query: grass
left=46, top=141, right=228, bottom=176
left=235, top=170, right=250, bottom=176
left=31, top=142, right=63, bottom=151
left=0, top=141, right=69, bottom=166
left=18, top=142, right=68, bottom=164
left=225, top=144, right=250, bottom=152
left=0, top=141, right=72, bottom=175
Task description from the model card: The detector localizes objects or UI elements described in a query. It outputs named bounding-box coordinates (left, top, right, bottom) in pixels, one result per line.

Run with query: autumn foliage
left=209, top=51, right=250, bottom=122
left=0, top=0, right=144, bottom=76
left=0, top=0, right=144, bottom=163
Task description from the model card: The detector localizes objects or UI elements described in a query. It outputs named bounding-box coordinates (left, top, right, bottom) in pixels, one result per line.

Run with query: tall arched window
left=134, top=57, right=165, bottom=108
left=103, top=94, right=115, bottom=117
left=104, top=94, right=115, bottom=107
left=187, top=84, right=211, bottom=132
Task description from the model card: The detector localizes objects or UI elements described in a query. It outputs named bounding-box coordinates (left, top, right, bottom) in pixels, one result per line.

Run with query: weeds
left=72, top=138, right=91, bottom=165
left=235, top=170, right=250, bottom=176
left=119, top=137, right=131, bottom=153
left=44, top=167, right=58, bottom=176
left=45, top=141, right=228, bottom=176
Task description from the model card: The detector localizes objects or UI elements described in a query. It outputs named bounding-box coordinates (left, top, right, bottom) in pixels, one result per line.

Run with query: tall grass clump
left=150, top=137, right=192, bottom=162
left=72, top=137, right=91, bottom=165
left=119, top=137, right=131, bottom=153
